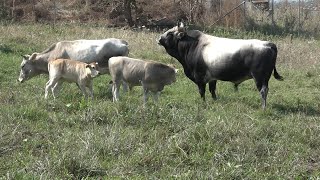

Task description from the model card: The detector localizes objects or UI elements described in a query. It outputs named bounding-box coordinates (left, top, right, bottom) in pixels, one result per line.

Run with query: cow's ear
left=175, top=68, right=179, bottom=73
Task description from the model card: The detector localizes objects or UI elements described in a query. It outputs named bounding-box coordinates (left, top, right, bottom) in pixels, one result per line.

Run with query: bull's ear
left=176, top=31, right=186, bottom=39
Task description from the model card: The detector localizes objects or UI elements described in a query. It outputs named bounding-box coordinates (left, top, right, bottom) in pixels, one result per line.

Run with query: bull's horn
left=177, top=22, right=185, bottom=32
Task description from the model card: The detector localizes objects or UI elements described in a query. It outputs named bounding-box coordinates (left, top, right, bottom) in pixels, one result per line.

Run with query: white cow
left=45, top=59, right=100, bottom=99
left=108, top=56, right=177, bottom=104
left=18, top=38, right=129, bottom=82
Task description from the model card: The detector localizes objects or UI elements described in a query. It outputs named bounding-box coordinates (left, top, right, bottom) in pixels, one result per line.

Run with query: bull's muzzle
left=17, top=78, right=24, bottom=83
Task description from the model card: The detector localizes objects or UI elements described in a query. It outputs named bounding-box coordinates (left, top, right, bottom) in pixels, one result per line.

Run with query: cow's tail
left=269, top=43, right=284, bottom=81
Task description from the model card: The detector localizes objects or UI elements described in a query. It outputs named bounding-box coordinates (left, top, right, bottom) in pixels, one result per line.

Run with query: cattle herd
left=18, top=22, right=283, bottom=109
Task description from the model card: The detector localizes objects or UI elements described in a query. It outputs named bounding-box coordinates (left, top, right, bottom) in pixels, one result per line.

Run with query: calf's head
left=18, top=53, right=39, bottom=83
left=86, top=62, right=100, bottom=78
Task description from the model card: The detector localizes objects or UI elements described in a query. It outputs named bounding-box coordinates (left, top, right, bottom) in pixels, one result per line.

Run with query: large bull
left=18, top=38, right=129, bottom=82
left=158, top=22, right=283, bottom=109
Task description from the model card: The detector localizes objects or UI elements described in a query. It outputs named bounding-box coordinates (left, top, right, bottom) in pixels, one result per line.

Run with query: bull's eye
left=21, top=65, right=25, bottom=69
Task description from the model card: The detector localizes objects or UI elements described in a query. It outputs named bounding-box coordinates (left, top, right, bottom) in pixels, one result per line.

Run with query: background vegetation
left=0, top=21, right=320, bottom=178
left=1, top=0, right=320, bottom=38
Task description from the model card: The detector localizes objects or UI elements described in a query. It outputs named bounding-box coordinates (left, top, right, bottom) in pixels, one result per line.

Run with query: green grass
left=1, top=23, right=320, bottom=179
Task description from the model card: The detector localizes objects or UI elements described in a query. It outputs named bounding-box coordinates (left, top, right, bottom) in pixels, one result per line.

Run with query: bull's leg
left=260, top=84, right=269, bottom=110
left=197, top=82, right=207, bottom=101
left=252, top=73, right=270, bottom=109
left=208, top=80, right=217, bottom=100
left=234, top=83, right=239, bottom=92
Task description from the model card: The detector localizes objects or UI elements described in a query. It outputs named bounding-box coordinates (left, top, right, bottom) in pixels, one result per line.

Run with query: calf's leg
left=45, top=78, right=59, bottom=99
left=87, top=80, right=94, bottom=99
left=78, top=82, right=88, bottom=99
left=140, top=80, right=149, bottom=105
left=52, top=81, right=63, bottom=98
left=112, top=82, right=120, bottom=102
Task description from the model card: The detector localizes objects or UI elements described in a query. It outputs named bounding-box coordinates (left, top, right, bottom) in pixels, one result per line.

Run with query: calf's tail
left=269, top=42, right=284, bottom=81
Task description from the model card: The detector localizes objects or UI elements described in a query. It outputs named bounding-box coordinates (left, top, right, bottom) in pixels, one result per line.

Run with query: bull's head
left=85, top=62, right=100, bottom=78
left=158, top=21, right=186, bottom=48
left=18, top=53, right=38, bottom=83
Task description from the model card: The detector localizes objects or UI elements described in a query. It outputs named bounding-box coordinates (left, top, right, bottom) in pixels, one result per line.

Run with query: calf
left=45, top=59, right=100, bottom=99
left=108, top=56, right=177, bottom=104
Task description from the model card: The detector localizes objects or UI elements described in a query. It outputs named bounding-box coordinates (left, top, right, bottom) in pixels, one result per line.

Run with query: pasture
left=1, top=23, right=320, bottom=179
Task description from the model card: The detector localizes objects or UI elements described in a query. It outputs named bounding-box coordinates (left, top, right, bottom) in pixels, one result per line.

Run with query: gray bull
left=18, top=38, right=129, bottom=82
left=158, top=22, right=283, bottom=109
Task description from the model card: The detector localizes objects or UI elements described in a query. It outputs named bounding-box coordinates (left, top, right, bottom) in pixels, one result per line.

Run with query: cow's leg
left=197, top=82, right=206, bottom=101
left=208, top=80, right=217, bottom=100
left=153, top=91, right=161, bottom=103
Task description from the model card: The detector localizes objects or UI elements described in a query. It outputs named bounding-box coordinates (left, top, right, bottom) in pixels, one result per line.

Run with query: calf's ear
left=29, top=53, right=38, bottom=60
left=21, top=54, right=30, bottom=60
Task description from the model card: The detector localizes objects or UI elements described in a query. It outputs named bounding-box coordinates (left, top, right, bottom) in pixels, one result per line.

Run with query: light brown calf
left=45, top=59, right=100, bottom=99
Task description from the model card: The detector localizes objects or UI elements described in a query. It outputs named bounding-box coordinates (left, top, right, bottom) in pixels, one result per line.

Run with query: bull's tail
left=269, top=42, right=284, bottom=81
left=273, top=67, right=283, bottom=81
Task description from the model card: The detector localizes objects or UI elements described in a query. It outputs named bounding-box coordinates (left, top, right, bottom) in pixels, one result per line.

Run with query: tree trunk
left=123, top=0, right=134, bottom=27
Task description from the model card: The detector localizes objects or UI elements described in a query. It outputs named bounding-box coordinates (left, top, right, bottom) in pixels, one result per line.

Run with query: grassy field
left=0, top=23, right=320, bottom=179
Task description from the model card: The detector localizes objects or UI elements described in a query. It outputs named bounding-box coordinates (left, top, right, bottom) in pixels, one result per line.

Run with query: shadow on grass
left=0, top=44, right=13, bottom=54
left=272, top=103, right=320, bottom=116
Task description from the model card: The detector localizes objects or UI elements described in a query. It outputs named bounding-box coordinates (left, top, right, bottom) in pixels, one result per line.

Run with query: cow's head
left=18, top=53, right=39, bottom=83
left=158, top=21, right=187, bottom=50
left=86, top=62, right=100, bottom=78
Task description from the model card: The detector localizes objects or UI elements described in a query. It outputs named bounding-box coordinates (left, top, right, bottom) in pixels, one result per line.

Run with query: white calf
left=108, top=56, right=177, bottom=104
